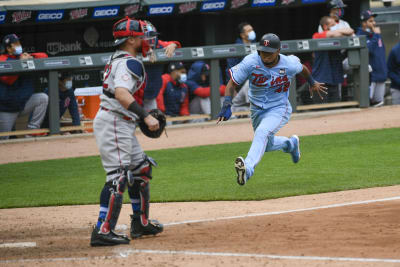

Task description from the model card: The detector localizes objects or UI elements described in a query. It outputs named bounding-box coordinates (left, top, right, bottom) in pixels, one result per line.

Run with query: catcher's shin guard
left=99, top=170, right=128, bottom=234
left=128, top=156, right=163, bottom=238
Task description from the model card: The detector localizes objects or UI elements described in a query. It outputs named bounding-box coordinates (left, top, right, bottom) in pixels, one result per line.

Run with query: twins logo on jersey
left=250, top=73, right=290, bottom=93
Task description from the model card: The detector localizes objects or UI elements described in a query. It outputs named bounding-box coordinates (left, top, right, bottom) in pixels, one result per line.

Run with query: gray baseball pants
left=93, top=108, right=145, bottom=182
left=0, top=92, right=48, bottom=140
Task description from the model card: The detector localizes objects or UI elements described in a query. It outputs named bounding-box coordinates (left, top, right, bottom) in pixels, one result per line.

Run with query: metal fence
left=0, top=36, right=368, bottom=136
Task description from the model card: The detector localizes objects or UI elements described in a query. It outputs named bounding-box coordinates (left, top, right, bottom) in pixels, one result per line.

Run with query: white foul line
left=0, top=242, right=36, bottom=248
left=164, top=196, right=400, bottom=226
left=117, top=249, right=400, bottom=263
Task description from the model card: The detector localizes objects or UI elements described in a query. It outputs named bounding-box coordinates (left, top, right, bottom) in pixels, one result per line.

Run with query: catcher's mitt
left=138, top=109, right=166, bottom=138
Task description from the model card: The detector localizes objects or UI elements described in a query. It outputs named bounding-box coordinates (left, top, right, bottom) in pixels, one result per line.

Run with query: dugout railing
left=0, top=36, right=368, bottom=137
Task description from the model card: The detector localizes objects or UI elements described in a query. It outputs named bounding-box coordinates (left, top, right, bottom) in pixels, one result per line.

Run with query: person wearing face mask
left=186, top=61, right=226, bottom=114
left=318, top=0, right=351, bottom=33
left=225, top=22, right=257, bottom=83
left=156, top=62, right=189, bottom=117
left=0, top=34, right=49, bottom=139
left=217, top=33, right=327, bottom=186
left=41, top=72, right=81, bottom=130
left=312, top=16, right=354, bottom=103
left=356, top=10, right=387, bottom=107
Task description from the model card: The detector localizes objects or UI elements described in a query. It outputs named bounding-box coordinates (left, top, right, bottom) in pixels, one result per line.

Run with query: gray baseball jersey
left=94, top=50, right=147, bottom=182
left=101, top=50, right=146, bottom=120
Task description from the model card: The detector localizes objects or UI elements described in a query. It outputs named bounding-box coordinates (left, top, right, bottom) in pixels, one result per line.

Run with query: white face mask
left=329, top=24, right=339, bottom=31
left=65, top=80, right=73, bottom=89
left=14, top=46, right=23, bottom=56
left=248, top=31, right=256, bottom=41
left=179, top=73, right=187, bottom=83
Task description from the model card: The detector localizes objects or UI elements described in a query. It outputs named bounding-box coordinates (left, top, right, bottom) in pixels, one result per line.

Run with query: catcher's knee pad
left=100, top=168, right=128, bottom=233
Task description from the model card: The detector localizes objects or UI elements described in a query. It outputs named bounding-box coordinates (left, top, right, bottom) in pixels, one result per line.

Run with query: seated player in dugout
left=156, top=61, right=190, bottom=117
left=186, top=61, right=226, bottom=114
left=132, top=22, right=182, bottom=111
left=0, top=34, right=49, bottom=139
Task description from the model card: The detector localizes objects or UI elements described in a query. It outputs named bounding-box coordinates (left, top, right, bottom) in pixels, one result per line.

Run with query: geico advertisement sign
left=251, top=0, right=275, bottom=6
left=37, top=11, right=64, bottom=21
left=93, top=6, right=119, bottom=18
left=148, top=5, right=174, bottom=15
left=201, top=1, right=226, bottom=11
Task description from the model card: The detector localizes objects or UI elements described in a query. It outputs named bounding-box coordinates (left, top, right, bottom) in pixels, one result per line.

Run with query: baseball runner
left=90, top=17, right=164, bottom=247
left=218, top=33, right=327, bottom=186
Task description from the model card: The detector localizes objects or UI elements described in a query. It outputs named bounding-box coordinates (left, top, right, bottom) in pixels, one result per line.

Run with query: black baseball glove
left=138, top=109, right=166, bottom=138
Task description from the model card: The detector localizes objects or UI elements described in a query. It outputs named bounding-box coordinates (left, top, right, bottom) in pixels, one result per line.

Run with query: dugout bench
left=0, top=36, right=368, bottom=138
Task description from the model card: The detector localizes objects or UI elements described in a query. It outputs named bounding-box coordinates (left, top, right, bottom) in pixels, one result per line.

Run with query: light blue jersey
left=229, top=53, right=303, bottom=109
left=229, top=53, right=303, bottom=181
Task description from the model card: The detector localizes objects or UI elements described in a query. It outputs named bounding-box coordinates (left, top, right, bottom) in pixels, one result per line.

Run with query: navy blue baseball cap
left=361, top=10, right=377, bottom=21
left=2, top=34, right=20, bottom=47
left=168, top=61, right=185, bottom=73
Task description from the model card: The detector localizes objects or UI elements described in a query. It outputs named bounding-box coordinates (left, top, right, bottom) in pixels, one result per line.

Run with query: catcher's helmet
left=327, top=0, right=347, bottom=9
left=257, top=33, right=280, bottom=53
left=113, top=17, right=147, bottom=47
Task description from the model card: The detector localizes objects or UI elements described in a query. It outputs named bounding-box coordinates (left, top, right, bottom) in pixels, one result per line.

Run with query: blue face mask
left=65, top=80, right=73, bottom=89
left=179, top=73, right=187, bottom=83
left=248, top=31, right=256, bottom=41
left=14, top=46, right=23, bottom=56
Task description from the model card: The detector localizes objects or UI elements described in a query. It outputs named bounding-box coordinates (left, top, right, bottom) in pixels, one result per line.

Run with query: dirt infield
left=1, top=106, right=400, bottom=266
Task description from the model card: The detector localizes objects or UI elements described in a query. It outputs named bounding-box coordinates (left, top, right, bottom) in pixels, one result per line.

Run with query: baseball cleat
left=290, top=135, right=301, bottom=163
left=130, top=214, right=164, bottom=239
left=235, top=156, right=247, bottom=186
left=90, top=226, right=130, bottom=247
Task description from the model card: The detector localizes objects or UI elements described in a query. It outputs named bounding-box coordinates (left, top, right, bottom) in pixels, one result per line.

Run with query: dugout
left=0, top=0, right=370, bottom=89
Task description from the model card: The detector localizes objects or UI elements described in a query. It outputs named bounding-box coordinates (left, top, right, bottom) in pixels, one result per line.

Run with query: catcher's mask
left=112, top=17, right=157, bottom=57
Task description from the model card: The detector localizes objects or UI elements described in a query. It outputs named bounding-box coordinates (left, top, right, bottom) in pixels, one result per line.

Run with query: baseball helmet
left=327, top=0, right=347, bottom=9
left=257, top=33, right=280, bottom=53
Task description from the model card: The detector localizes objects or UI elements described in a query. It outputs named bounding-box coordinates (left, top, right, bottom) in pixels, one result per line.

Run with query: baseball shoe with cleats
left=289, top=135, right=300, bottom=163
left=130, top=214, right=164, bottom=239
left=90, top=226, right=130, bottom=247
left=235, top=156, right=247, bottom=186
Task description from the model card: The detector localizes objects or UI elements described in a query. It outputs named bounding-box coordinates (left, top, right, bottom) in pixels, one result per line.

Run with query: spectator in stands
left=41, top=72, right=81, bottom=131
left=311, top=16, right=354, bottom=103
left=186, top=61, right=226, bottom=114
left=225, top=22, right=257, bottom=82
left=156, top=62, right=189, bottom=117
left=387, top=41, right=400, bottom=105
left=134, top=21, right=182, bottom=111
left=0, top=34, right=48, bottom=139
left=318, top=0, right=351, bottom=32
left=357, top=10, right=387, bottom=107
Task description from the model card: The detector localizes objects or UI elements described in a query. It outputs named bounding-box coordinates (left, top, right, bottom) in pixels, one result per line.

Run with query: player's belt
left=101, top=106, right=133, bottom=121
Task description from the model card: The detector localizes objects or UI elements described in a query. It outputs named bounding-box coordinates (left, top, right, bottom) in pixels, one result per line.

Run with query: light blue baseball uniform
left=229, top=53, right=303, bottom=178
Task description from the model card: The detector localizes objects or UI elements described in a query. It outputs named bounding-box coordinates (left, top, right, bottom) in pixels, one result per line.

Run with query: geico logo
left=38, top=13, right=63, bottom=20
left=203, top=2, right=225, bottom=9
left=149, top=6, right=173, bottom=14
left=253, top=0, right=274, bottom=4
left=38, top=13, right=62, bottom=20
left=94, top=9, right=118, bottom=16
left=0, top=15, right=5, bottom=21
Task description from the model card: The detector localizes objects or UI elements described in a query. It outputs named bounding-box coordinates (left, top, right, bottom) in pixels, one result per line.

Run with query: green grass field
left=1, top=128, right=399, bottom=209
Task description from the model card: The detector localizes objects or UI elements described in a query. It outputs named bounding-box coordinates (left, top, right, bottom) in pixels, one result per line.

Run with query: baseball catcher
left=90, top=17, right=164, bottom=247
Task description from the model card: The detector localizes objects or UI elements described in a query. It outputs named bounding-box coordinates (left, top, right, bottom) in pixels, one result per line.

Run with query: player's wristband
left=223, top=96, right=233, bottom=105
left=128, top=101, right=149, bottom=120
left=307, top=76, right=316, bottom=86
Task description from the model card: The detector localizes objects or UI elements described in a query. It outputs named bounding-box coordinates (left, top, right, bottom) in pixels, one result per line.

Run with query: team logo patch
left=279, top=68, right=286, bottom=75
left=264, top=40, right=270, bottom=47
left=122, top=74, right=130, bottom=81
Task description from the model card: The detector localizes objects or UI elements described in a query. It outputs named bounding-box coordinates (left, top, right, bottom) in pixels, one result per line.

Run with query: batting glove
left=218, top=96, right=232, bottom=121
